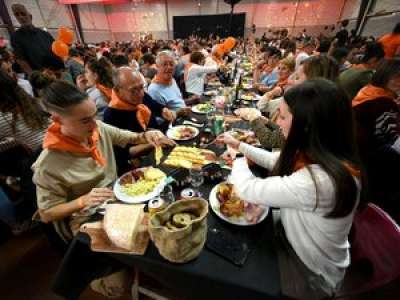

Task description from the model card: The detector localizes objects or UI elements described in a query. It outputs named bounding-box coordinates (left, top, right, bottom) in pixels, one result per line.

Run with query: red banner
left=58, top=0, right=129, bottom=4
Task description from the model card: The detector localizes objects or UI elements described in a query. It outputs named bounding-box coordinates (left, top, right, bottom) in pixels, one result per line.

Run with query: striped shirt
left=0, top=112, right=47, bottom=153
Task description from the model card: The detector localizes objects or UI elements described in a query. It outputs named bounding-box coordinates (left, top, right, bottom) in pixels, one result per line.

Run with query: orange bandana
left=96, top=83, right=112, bottom=102
left=109, top=90, right=151, bottom=130
left=43, top=122, right=106, bottom=166
left=152, top=74, right=173, bottom=85
left=294, top=152, right=360, bottom=178
left=352, top=84, right=396, bottom=107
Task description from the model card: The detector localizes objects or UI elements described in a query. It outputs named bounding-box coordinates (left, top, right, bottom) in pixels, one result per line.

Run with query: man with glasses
left=103, top=67, right=185, bottom=174
left=148, top=50, right=199, bottom=111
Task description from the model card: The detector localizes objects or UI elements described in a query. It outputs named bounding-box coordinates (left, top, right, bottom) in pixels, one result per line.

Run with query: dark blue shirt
left=103, top=93, right=167, bottom=175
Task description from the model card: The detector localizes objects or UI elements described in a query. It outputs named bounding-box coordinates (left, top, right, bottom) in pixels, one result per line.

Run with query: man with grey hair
left=10, top=3, right=63, bottom=75
left=103, top=67, right=182, bottom=174
left=148, top=50, right=199, bottom=110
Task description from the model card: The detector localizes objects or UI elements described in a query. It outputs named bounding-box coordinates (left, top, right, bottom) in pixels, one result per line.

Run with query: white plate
left=113, top=168, right=167, bottom=204
left=209, top=183, right=268, bottom=226
left=166, top=125, right=199, bottom=141
left=192, top=104, right=215, bottom=114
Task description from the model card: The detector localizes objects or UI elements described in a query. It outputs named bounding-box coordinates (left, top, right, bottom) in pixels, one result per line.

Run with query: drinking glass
left=160, top=184, right=175, bottom=204
left=189, top=168, right=204, bottom=196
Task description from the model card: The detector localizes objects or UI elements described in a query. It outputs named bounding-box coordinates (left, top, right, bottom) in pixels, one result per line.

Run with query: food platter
left=163, top=146, right=216, bottom=169
left=166, top=125, right=199, bottom=141
left=209, top=182, right=268, bottom=226
left=113, top=167, right=167, bottom=204
left=192, top=103, right=215, bottom=114
left=240, top=92, right=258, bottom=101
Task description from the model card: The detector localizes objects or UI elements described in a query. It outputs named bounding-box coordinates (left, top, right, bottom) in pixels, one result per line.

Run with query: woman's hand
left=81, top=187, right=113, bottom=207
left=216, top=132, right=240, bottom=150
left=144, top=130, right=176, bottom=147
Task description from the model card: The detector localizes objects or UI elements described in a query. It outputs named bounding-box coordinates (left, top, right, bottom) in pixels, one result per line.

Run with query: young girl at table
left=220, top=79, right=361, bottom=296
left=32, top=80, right=174, bottom=298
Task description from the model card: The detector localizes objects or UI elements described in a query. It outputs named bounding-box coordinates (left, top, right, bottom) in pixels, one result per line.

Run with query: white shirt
left=295, top=51, right=310, bottom=70
left=185, top=64, right=217, bottom=96
left=18, top=78, right=33, bottom=96
left=230, top=143, right=360, bottom=289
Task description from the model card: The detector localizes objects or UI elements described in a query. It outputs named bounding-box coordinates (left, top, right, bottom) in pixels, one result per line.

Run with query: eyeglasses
left=126, top=84, right=144, bottom=94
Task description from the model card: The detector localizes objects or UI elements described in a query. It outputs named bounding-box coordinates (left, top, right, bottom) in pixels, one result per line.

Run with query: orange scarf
left=109, top=90, right=151, bottom=130
left=152, top=74, right=173, bottom=85
left=294, top=152, right=360, bottom=178
left=352, top=84, right=396, bottom=107
left=96, top=83, right=112, bottom=103
left=184, top=63, right=193, bottom=82
left=276, top=77, right=289, bottom=89
left=43, top=122, right=106, bottom=166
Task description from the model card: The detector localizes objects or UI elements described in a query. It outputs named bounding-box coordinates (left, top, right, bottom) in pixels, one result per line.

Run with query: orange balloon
left=58, top=27, right=74, bottom=45
left=216, top=44, right=225, bottom=57
left=223, top=37, right=236, bottom=52
left=52, top=40, right=69, bottom=57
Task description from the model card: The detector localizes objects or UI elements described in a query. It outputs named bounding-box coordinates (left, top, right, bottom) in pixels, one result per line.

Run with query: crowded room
left=1, top=0, right=400, bottom=299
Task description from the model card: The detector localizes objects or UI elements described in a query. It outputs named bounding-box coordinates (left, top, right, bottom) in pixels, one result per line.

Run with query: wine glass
left=189, top=168, right=204, bottom=196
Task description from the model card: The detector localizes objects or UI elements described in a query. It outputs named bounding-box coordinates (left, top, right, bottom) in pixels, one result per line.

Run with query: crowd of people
left=1, top=3, right=400, bottom=298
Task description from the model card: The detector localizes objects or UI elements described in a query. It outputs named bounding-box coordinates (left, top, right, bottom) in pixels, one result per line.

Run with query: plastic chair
left=335, top=203, right=400, bottom=298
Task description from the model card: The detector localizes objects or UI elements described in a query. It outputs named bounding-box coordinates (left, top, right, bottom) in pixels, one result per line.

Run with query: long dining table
left=50, top=86, right=285, bottom=300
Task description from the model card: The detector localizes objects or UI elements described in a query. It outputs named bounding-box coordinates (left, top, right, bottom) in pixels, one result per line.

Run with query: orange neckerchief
left=276, top=76, right=289, bottom=89
left=352, top=84, right=396, bottom=107
left=96, top=83, right=112, bottom=103
left=43, top=122, right=106, bottom=166
left=184, top=63, right=193, bottom=82
left=294, top=152, right=360, bottom=178
left=152, top=74, right=173, bottom=85
left=109, top=90, right=151, bottom=130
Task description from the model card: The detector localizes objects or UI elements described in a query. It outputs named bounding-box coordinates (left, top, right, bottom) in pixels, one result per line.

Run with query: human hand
left=144, top=130, right=176, bottom=147
left=216, top=132, right=240, bottom=150
left=81, top=187, right=113, bottom=208
left=177, top=107, right=192, bottom=117
left=162, top=108, right=176, bottom=122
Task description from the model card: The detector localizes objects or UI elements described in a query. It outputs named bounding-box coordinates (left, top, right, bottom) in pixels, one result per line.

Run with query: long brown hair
left=86, top=57, right=114, bottom=88
left=273, top=79, right=361, bottom=218
left=0, top=70, right=48, bottom=133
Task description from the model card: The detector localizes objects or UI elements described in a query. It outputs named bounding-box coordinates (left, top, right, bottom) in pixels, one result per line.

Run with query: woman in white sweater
left=220, top=79, right=362, bottom=295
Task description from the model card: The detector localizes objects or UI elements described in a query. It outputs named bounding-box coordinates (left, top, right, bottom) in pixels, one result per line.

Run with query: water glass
left=160, top=184, right=175, bottom=204
left=189, top=168, right=204, bottom=189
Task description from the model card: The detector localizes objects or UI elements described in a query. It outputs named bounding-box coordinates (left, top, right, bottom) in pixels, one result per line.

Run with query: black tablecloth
left=51, top=96, right=282, bottom=300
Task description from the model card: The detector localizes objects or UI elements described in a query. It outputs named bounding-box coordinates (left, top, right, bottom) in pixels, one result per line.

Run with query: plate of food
left=163, top=146, right=216, bottom=169
left=209, top=182, right=268, bottom=225
left=234, top=108, right=261, bottom=121
left=114, top=167, right=167, bottom=204
left=229, top=129, right=259, bottom=145
left=240, top=92, right=257, bottom=101
left=204, top=90, right=219, bottom=97
left=166, top=125, right=199, bottom=141
left=192, top=103, right=215, bottom=114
